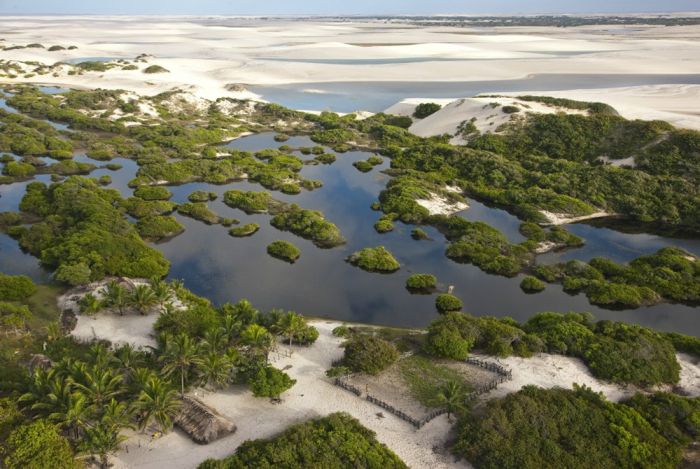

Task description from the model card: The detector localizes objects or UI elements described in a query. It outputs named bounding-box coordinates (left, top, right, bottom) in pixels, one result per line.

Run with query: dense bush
left=342, top=335, right=399, bottom=375
left=229, top=223, right=259, bottom=237
left=413, top=102, right=442, bottom=119
left=347, top=246, right=400, bottom=273
left=143, top=65, right=169, bottom=74
left=453, top=386, right=694, bottom=469
left=520, top=276, right=545, bottom=293
left=133, top=185, right=172, bottom=201
left=223, top=189, right=276, bottom=213
left=0, top=274, right=36, bottom=300
left=270, top=204, right=346, bottom=248
left=405, top=273, right=437, bottom=292
left=3, top=420, right=79, bottom=469
left=266, top=240, right=301, bottom=263
left=197, top=413, right=407, bottom=468
left=248, top=366, right=296, bottom=398
left=435, top=294, right=463, bottom=313
left=136, top=215, right=185, bottom=241
left=176, top=202, right=221, bottom=224
left=16, top=177, right=169, bottom=282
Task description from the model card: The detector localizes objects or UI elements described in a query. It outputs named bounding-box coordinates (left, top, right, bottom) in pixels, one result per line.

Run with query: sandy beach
left=1, top=16, right=700, bottom=128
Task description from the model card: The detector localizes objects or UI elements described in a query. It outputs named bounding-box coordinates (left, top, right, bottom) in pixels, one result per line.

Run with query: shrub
left=270, top=205, right=345, bottom=248
left=374, top=217, right=394, bottom=233
left=435, top=294, right=463, bottom=314
left=342, top=335, right=399, bottom=375
left=520, top=276, right=546, bottom=293
left=501, top=105, right=520, bottom=114
left=266, top=240, right=301, bottom=263
left=229, top=223, right=259, bottom=237
left=187, top=190, right=216, bottom=203
left=136, top=215, right=185, bottom=241
left=411, top=228, right=429, bottom=240
left=2, top=161, right=36, bottom=178
left=176, top=202, right=220, bottom=224
left=223, top=190, right=275, bottom=213
left=347, top=246, right=400, bottom=273
left=143, top=65, right=169, bottom=74
left=332, top=325, right=350, bottom=337
left=406, top=273, right=437, bottom=292
left=133, top=185, right=172, bottom=201
left=48, top=45, right=65, bottom=51
left=248, top=366, right=296, bottom=398
left=3, top=420, right=79, bottom=469
left=314, top=152, right=336, bottom=164
left=353, top=160, right=374, bottom=172
left=0, top=274, right=36, bottom=300
left=197, top=413, right=407, bottom=468
left=413, top=102, right=442, bottom=119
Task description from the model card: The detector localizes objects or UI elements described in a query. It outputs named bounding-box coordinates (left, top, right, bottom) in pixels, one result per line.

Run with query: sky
left=0, top=0, right=698, bottom=16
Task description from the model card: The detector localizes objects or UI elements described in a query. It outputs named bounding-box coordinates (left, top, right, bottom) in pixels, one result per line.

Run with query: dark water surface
left=0, top=96, right=698, bottom=334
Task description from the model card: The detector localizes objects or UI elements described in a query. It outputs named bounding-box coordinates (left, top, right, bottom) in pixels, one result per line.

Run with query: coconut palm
left=160, top=333, right=204, bottom=396
left=25, top=372, right=74, bottom=418
left=79, top=293, right=102, bottom=317
left=434, top=381, right=467, bottom=422
left=221, top=314, right=242, bottom=345
left=101, top=398, right=135, bottom=431
left=44, top=321, right=62, bottom=342
left=74, top=366, right=124, bottom=412
left=202, top=327, right=227, bottom=354
left=104, top=280, right=129, bottom=316
left=112, top=344, right=144, bottom=379
left=198, top=353, right=233, bottom=389
left=150, top=277, right=172, bottom=312
left=276, top=311, right=304, bottom=349
left=51, top=391, right=91, bottom=441
left=241, top=324, right=273, bottom=363
left=130, top=284, right=157, bottom=315
left=134, top=377, right=181, bottom=432
left=80, top=420, right=128, bottom=469
left=130, top=367, right=158, bottom=395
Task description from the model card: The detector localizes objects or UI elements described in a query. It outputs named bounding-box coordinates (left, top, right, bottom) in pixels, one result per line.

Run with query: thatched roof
left=175, top=396, right=236, bottom=444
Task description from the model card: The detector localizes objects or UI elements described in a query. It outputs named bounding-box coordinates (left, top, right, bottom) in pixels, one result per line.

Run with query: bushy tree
left=342, top=335, right=399, bottom=375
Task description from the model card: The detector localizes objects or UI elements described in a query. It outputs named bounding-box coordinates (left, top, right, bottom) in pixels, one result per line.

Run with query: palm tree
left=198, top=353, right=233, bottom=389
left=276, top=311, right=304, bottom=349
left=134, top=377, right=181, bottom=432
left=79, top=293, right=102, bottom=317
left=221, top=314, right=242, bottom=345
left=74, top=366, right=124, bottom=412
left=202, top=327, right=227, bottom=354
left=112, top=344, right=144, bottom=379
left=150, top=277, right=172, bottom=312
left=130, top=367, right=158, bottom=395
left=80, top=420, right=128, bottom=469
left=26, top=373, right=74, bottom=418
left=130, top=284, right=157, bottom=315
left=44, top=321, right=62, bottom=342
left=241, top=324, right=273, bottom=364
left=104, top=280, right=129, bottom=316
left=160, top=333, right=204, bottom=396
left=52, top=391, right=91, bottom=441
left=434, top=381, right=467, bottom=422
left=101, top=398, right=135, bottom=432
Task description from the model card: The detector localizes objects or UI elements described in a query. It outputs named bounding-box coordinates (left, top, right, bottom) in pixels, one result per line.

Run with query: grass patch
left=398, top=354, right=472, bottom=408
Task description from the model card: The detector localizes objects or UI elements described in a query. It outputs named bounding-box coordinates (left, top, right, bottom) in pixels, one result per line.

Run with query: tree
left=103, top=280, right=128, bottom=315
left=130, top=284, right=157, bottom=315
left=80, top=420, right=127, bottom=469
left=160, top=333, right=203, bottom=396
left=248, top=366, right=296, bottom=399
left=342, top=335, right=399, bottom=375
left=241, top=324, right=273, bottom=363
left=150, top=277, right=172, bottom=312
left=79, top=293, right=102, bottom=316
left=50, top=391, right=90, bottom=441
left=434, top=381, right=467, bottom=422
left=134, top=377, right=181, bottom=432
left=3, top=420, right=79, bottom=469
left=73, top=366, right=124, bottom=412
left=276, top=311, right=304, bottom=349
left=435, top=294, right=463, bottom=314
left=198, top=353, right=233, bottom=389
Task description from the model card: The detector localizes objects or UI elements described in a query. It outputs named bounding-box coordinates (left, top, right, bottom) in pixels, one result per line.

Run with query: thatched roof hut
left=175, top=396, right=236, bottom=444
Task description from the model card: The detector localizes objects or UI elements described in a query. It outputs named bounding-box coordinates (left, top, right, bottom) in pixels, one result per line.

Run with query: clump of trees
left=413, top=102, right=442, bottom=119
left=176, top=202, right=221, bottom=225
left=136, top=215, right=185, bottom=241
left=341, top=335, right=399, bottom=375
left=405, top=273, right=437, bottom=293
left=266, top=240, right=301, bottom=263
left=520, top=276, right=545, bottom=293
left=229, top=223, right=259, bottom=237
left=347, top=246, right=400, bottom=273
left=453, top=385, right=699, bottom=469
left=435, top=293, right=463, bottom=313
left=197, top=413, right=407, bottom=468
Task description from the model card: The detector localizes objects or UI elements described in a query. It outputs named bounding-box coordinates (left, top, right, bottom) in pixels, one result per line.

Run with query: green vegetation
left=374, top=214, right=395, bottom=233
left=413, top=102, right=441, bottom=119
left=0, top=274, right=36, bottom=301
left=266, top=240, right=301, bottom=263
left=223, top=189, right=277, bottom=213
left=347, top=246, right=400, bottom=273
left=314, top=152, right=336, bottom=164
left=133, top=185, right=172, bottom=201
left=14, top=177, right=169, bottom=284
left=48, top=45, right=66, bottom=51
left=136, top=215, right=185, bottom=241
left=520, top=276, right=545, bottom=293
left=229, top=223, right=259, bottom=237
left=435, top=293, right=463, bottom=314
left=3, top=419, right=79, bottom=469
left=143, top=65, right=169, bottom=74
left=270, top=204, right=346, bottom=248
left=398, top=355, right=471, bottom=408
left=342, top=335, right=399, bottom=375
left=353, top=159, right=374, bottom=172
left=516, top=95, right=618, bottom=115
left=501, top=105, right=520, bottom=114
left=122, top=198, right=177, bottom=218
left=176, top=202, right=221, bottom=224
left=411, top=227, right=429, bottom=240
left=187, top=190, right=217, bottom=203
left=248, top=366, right=296, bottom=398
left=2, top=161, right=36, bottom=178
left=405, top=273, right=437, bottom=292
left=453, top=386, right=698, bottom=469
left=197, top=413, right=407, bottom=468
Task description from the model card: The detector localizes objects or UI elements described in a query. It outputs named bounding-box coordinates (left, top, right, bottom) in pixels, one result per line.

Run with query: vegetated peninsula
left=0, top=15, right=699, bottom=468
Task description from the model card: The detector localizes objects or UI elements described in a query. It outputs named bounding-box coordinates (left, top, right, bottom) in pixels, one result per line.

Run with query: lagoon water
left=251, top=74, right=700, bottom=112
left=1, top=93, right=699, bottom=334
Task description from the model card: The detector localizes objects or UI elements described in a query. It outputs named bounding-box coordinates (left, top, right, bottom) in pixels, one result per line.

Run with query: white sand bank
left=539, top=210, right=614, bottom=226
left=416, top=192, right=468, bottom=216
